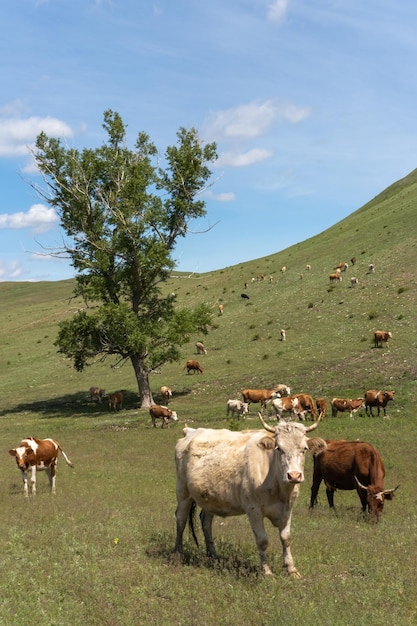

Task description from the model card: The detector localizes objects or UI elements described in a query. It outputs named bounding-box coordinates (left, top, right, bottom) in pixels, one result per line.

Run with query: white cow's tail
left=59, top=446, right=74, bottom=468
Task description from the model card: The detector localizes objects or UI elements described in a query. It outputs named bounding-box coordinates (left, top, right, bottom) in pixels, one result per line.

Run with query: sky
left=1, top=0, right=417, bottom=281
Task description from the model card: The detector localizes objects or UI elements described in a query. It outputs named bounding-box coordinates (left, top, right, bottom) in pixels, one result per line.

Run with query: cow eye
left=274, top=445, right=281, bottom=452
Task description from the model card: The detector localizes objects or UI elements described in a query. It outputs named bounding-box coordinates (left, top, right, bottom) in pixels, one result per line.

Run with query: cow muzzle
left=287, top=471, right=303, bottom=483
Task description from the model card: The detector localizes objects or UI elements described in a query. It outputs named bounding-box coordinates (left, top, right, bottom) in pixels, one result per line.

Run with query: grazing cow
left=350, top=277, right=359, bottom=287
left=226, top=399, right=249, bottom=418
left=9, top=437, right=74, bottom=497
left=218, top=304, right=224, bottom=315
left=306, top=264, right=311, bottom=271
left=281, top=266, right=287, bottom=273
left=368, top=263, right=375, bottom=273
left=160, top=385, right=173, bottom=404
left=89, top=386, right=105, bottom=403
left=108, top=390, right=126, bottom=411
left=185, top=360, right=204, bottom=374
left=241, top=293, right=250, bottom=300
left=350, top=256, right=357, bottom=266
left=274, top=384, right=291, bottom=397
left=374, top=330, right=392, bottom=348
left=364, top=390, right=395, bottom=416
left=315, top=397, right=327, bottom=419
left=174, top=413, right=326, bottom=577
left=271, top=395, right=299, bottom=420
left=195, top=341, right=207, bottom=355
left=280, top=329, right=286, bottom=341
left=329, top=273, right=342, bottom=283
left=242, top=388, right=280, bottom=408
left=292, top=393, right=317, bottom=421
left=149, top=404, right=178, bottom=428
left=331, top=397, right=365, bottom=419
left=310, top=439, right=398, bottom=521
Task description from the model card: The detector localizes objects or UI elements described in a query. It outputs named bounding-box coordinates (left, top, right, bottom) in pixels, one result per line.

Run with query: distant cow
left=89, top=386, right=105, bottom=403
left=241, top=293, right=250, bottom=300
left=226, top=399, right=249, bottom=418
left=160, top=386, right=173, bottom=404
left=195, top=341, right=207, bottom=355
left=9, top=437, right=73, bottom=497
left=315, top=397, right=327, bottom=419
left=242, top=388, right=280, bottom=408
left=292, top=393, right=317, bottom=421
left=374, top=330, right=392, bottom=348
left=331, top=397, right=365, bottom=419
left=274, top=384, right=291, bottom=397
left=108, top=390, right=126, bottom=411
left=149, top=404, right=178, bottom=428
left=364, top=390, right=395, bottom=417
left=218, top=304, right=224, bottom=315
left=174, top=413, right=326, bottom=577
left=310, top=439, right=398, bottom=521
left=350, top=256, right=357, bottom=266
left=350, top=277, right=359, bottom=287
left=271, top=396, right=299, bottom=420
left=329, top=273, right=342, bottom=283
left=185, top=360, right=204, bottom=374
left=368, top=263, right=375, bottom=273
left=280, top=329, right=286, bottom=341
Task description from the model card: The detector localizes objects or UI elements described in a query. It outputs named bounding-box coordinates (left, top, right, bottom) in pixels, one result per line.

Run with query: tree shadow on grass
left=0, top=390, right=140, bottom=419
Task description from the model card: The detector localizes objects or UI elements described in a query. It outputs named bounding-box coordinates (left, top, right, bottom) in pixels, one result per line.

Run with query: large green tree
left=33, top=110, right=217, bottom=407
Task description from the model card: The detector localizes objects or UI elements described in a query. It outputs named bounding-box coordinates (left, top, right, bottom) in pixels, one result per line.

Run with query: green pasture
left=1, top=169, right=417, bottom=625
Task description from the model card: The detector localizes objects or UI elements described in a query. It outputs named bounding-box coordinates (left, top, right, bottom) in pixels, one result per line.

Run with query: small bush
left=368, top=311, right=378, bottom=320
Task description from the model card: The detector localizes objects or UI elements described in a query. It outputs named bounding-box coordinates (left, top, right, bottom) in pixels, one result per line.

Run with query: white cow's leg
left=275, top=509, right=301, bottom=578
left=246, top=510, right=273, bottom=575
left=30, top=465, right=37, bottom=495
left=174, top=495, right=193, bottom=553
left=21, top=470, right=29, bottom=497
left=200, top=510, right=218, bottom=559
left=46, top=466, right=57, bottom=494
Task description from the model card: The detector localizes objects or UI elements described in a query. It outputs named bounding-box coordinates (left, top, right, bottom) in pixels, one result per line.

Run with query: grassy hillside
left=1, top=169, right=417, bottom=625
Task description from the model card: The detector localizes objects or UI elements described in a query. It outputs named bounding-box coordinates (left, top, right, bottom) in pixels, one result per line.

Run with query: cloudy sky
left=1, top=0, right=417, bottom=281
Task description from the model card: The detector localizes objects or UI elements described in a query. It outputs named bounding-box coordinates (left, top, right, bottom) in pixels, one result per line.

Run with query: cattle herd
left=9, top=325, right=398, bottom=579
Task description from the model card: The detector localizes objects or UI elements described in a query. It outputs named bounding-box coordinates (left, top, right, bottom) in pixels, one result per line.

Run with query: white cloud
left=213, top=191, right=235, bottom=202
left=0, top=204, right=59, bottom=233
left=267, top=0, right=290, bottom=23
left=204, top=99, right=311, bottom=141
left=0, top=259, right=22, bottom=280
left=0, top=115, right=73, bottom=157
left=216, top=148, right=273, bottom=168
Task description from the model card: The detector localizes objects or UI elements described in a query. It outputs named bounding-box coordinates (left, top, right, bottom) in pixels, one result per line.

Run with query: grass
left=1, top=168, right=417, bottom=624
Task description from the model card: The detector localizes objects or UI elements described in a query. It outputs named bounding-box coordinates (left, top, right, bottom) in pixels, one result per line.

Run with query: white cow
left=174, top=414, right=325, bottom=577
left=226, top=399, right=249, bottom=418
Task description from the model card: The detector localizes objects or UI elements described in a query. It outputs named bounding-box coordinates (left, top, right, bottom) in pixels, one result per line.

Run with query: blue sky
left=1, top=0, right=417, bottom=281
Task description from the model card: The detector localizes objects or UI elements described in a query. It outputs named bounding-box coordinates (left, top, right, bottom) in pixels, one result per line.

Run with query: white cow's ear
left=8, top=449, right=17, bottom=457
left=258, top=437, right=275, bottom=451
left=307, top=438, right=327, bottom=455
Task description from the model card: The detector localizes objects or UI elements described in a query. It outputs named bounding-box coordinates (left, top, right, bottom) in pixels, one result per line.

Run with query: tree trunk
left=130, top=355, right=154, bottom=408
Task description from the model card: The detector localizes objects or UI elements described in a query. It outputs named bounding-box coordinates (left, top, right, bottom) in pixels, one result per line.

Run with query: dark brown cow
left=364, top=390, right=395, bottom=416
left=374, top=330, right=392, bottom=348
left=184, top=360, right=204, bottom=374
left=149, top=405, right=178, bottom=428
left=315, top=397, right=327, bottom=419
left=9, top=437, right=74, bottom=496
left=108, top=390, right=126, bottom=411
left=331, top=397, right=364, bottom=419
left=310, top=439, right=398, bottom=520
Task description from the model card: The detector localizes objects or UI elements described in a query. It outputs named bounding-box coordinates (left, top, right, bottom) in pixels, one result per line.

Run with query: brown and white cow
left=292, top=393, right=317, bottom=421
left=364, top=390, right=395, bottom=416
left=149, top=404, right=178, bottom=428
left=218, top=304, right=224, bottom=315
left=274, top=384, right=291, bottom=397
left=331, top=397, right=365, bottom=419
left=9, top=437, right=74, bottom=496
left=108, top=390, right=126, bottom=411
left=271, top=395, right=299, bottom=420
left=310, top=439, right=398, bottom=520
left=184, top=360, right=204, bottom=374
left=374, top=330, right=392, bottom=348
left=329, top=272, right=342, bottom=283
left=226, top=399, right=249, bottom=418
left=174, top=413, right=326, bottom=577
left=241, top=388, right=280, bottom=409
left=195, top=341, right=207, bottom=355
left=89, top=386, right=105, bottom=403
left=160, top=386, right=173, bottom=404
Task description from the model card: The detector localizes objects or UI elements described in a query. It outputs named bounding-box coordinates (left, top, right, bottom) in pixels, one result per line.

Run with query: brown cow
left=364, top=390, right=395, bottom=416
left=374, top=330, right=392, bottom=348
left=149, top=404, right=178, bottom=428
left=310, top=439, right=398, bottom=520
left=160, top=386, right=173, bottom=404
left=89, top=386, right=105, bottom=403
left=9, top=437, right=74, bottom=496
left=293, top=393, right=317, bottom=421
left=329, top=273, right=342, bottom=283
left=108, top=390, right=126, bottom=411
left=315, top=397, right=327, bottom=419
left=331, top=397, right=365, bottom=419
left=185, top=360, right=204, bottom=374
left=242, top=388, right=280, bottom=408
